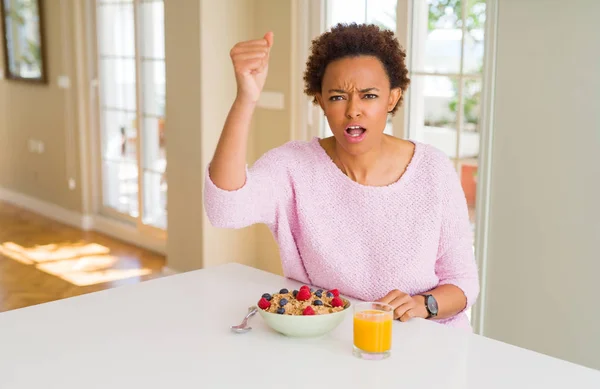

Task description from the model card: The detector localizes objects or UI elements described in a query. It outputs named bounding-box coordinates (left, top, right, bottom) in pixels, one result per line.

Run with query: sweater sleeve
left=203, top=147, right=290, bottom=229
left=435, top=160, right=480, bottom=312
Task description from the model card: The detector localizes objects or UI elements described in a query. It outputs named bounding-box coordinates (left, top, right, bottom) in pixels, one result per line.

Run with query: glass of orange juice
left=353, top=302, right=393, bottom=360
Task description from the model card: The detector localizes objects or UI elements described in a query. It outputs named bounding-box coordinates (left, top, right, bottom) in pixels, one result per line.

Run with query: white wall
left=483, top=0, right=600, bottom=370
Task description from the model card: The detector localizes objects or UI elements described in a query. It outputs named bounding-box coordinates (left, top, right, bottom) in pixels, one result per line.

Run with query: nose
left=345, top=96, right=362, bottom=119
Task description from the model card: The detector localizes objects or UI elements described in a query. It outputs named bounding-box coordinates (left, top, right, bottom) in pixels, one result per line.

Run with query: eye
left=329, top=95, right=344, bottom=101
left=364, top=94, right=378, bottom=99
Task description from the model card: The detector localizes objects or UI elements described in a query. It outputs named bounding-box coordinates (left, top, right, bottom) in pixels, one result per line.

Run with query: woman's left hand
left=377, top=290, right=428, bottom=322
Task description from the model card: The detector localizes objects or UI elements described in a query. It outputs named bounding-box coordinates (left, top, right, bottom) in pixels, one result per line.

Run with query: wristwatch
left=422, top=294, right=438, bottom=319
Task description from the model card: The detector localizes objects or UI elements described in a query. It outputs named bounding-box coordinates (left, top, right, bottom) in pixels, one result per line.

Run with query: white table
left=0, top=263, right=598, bottom=388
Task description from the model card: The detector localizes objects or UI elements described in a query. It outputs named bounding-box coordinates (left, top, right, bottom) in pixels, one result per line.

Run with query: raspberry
left=296, top=289, right=311, bottom=301
left=331, top=296, right=343, bottom=308
left=299, top=285, right=310, bottom=292
left=303, top=306, right=315, bottom=315
left=258, top=297, right=271, bottom=310
left=328, top=289, right=340, bottom=297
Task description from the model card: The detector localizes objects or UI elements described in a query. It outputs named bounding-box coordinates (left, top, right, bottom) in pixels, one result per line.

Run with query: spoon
left=231, top=306, right=258, bottom=333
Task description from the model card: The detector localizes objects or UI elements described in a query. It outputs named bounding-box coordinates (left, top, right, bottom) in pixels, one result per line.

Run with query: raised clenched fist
left=230, top=31, right=274, bottom=104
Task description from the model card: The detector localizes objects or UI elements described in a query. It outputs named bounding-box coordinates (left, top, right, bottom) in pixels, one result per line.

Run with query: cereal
left=258, top=287, right=347, bottom=315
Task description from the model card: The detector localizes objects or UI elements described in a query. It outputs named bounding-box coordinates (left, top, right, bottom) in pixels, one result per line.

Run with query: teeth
left=347, top=125, right=362, bottom=130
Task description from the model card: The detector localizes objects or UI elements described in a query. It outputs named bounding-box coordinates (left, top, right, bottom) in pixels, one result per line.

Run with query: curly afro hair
left=303, top=23, right=410, bottom=114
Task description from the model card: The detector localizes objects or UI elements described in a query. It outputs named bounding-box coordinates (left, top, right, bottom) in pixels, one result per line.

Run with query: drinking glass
left=353, top=302, right=393, bottom=360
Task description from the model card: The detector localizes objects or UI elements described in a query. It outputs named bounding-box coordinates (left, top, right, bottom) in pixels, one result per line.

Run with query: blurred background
left=0, top=0, right=598, bottom=372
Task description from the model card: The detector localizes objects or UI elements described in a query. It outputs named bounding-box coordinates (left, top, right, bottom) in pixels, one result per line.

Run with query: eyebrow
left=328, top=88, right=380, bottom=94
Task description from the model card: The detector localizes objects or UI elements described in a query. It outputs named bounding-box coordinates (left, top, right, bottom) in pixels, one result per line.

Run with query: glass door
left=95, top=0, right=166, bottom=232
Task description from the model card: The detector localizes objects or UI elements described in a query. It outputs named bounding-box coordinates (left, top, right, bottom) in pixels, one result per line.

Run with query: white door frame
left=470, top=0, right=498, bottom=336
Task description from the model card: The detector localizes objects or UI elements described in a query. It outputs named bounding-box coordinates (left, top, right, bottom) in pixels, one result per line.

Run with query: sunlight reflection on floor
left=2, top=242, right=110, bottom=263
left=0, top=242, right=153, bottom=286
left=0, top=244, right=34, bottom=265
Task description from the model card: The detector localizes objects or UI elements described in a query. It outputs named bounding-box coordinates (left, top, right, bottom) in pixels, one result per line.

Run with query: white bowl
left=257, top=298, right=351, bottom=338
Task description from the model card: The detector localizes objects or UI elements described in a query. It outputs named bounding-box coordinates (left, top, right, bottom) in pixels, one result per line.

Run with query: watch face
left=427, top=295, right=439, bottom=314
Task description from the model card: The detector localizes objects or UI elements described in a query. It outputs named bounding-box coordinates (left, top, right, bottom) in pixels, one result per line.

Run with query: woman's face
left=316, top=55, right=401, bottom=155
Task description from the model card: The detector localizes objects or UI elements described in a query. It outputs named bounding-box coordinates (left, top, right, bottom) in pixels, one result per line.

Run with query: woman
left=204, top=24, right=479, bottom=331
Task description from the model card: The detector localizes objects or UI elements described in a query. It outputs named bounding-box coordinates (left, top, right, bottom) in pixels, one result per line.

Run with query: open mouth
left=345, top=125, right=367, bottom=137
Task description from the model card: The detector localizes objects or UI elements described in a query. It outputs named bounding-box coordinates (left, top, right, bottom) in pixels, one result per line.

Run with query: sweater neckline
left=309, top=136, right=424, bottom=191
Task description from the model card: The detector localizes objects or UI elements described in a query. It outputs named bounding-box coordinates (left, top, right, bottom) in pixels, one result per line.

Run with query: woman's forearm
left=415, top=284, right=468, bottom=320
left=208, top=98, right=256, bottom=191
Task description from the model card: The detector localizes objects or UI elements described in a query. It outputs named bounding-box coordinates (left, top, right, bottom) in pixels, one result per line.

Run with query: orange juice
left=353, top=310, right=392, bottom=353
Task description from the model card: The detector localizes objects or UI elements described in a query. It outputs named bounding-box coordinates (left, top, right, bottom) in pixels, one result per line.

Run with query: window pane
left=139, top=1, right=165, bottom=59
left=463, top=0, right=486, bottom=73
left=412, top=0, right=462, bottom=73
left=101, top=109, right=137, bottom=162
left=99, top=58, right=136, bottom=111
left=328, top=0, right=366, bottom=25
left=97, top=3, right=134, bottom=57
left=139, top=0, right=166, bottom=230
left=142, top=60, right=166, bottom=117
left=143, top=171, right=167, bottom=229
left=367, top=0, right=396, bottom=31
left=461, top=78, right=482, bottom=158
left=102, top=160, right=139, bottom=217
left=142, top=117, right=166, bottom=173
left=409, top=75, right=459, bottom=157
left=423, top=76, right=458, bottom=129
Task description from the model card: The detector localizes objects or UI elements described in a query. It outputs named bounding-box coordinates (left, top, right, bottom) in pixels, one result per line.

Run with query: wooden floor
left=0, top=201, right=166, bottom=313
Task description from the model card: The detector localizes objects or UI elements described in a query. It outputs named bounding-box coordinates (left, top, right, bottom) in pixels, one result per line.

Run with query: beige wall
left=163, top=0, right=204, bottom=271
left=252, top=0, right=293, bottom=276
left=0, top=1, right=83, bottom=213
left=165, top=0, right=260, bottom=272
left=199, top=0, right=258, bottom=271
left=483, top=0, right=600, bottom=370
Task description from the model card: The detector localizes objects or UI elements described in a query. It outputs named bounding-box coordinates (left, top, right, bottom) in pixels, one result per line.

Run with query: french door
left=94, top=0, right=167, bottom=234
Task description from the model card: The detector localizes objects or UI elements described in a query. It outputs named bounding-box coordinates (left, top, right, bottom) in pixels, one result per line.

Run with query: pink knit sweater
left=204, top=137, right=479, bottom=330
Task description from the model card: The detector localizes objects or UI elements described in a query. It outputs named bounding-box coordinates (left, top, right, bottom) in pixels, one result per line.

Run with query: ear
left=315, top=93, right=326, bottom=111
left=388, top=88, right=402, bottom=112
